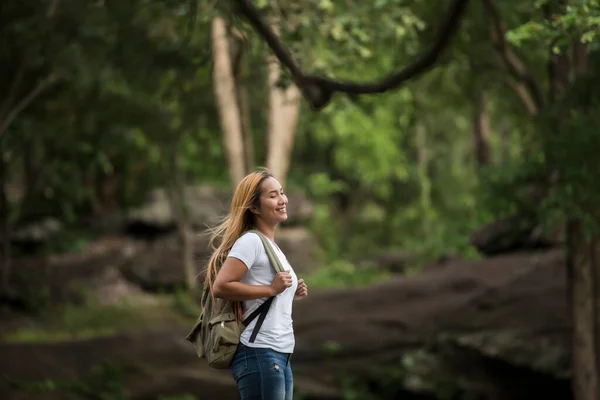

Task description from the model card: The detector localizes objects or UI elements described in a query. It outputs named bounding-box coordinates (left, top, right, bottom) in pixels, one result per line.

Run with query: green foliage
left=506, top=1, right=600, bottom=48
left=266, top=0, right=429, bottom=79
left=537, top=102, right=600, bottom=236
left=7, top=361, right=129, bottom=400
left=34, top=228, right=97, bottom=256
left=297, top=64, right=488, bottom=261
left=3, top=304, right=138, bottom=343
left=2, top=0, right=225, bottom=227
left=9, top=266, right=52, bottom=313
left=322, top=340, right=343, bottom=357
left=497, top=3, right=600, bottom=236
left=306, top=260, right=391, bottom=289
left=172, top=286, right=202, bottom=318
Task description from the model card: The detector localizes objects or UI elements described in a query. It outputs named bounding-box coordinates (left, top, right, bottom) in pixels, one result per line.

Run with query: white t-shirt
left=227, top=232, right=298, bottom=353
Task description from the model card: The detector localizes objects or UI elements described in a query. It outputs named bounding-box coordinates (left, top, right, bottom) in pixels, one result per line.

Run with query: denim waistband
left=238, top=342, right=292, bottom=367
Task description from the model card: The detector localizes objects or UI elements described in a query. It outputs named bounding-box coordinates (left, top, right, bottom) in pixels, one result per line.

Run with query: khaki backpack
left=185, top=230, right=286, bottom=369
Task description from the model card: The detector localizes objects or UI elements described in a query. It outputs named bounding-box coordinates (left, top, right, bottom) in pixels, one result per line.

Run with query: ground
left=0, top=238, right=571, bottom=400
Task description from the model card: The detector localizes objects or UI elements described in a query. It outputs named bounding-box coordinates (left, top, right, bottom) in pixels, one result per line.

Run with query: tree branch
left=506, top=76, right=539, bottom=116
left=0, top=75, right=57, bottom=137
left=0, top=64, right=26, bottom=123
left=46, top=0, right=61, bottom=17
left=232, top=0, right=471, bottom=110
left=482, top=0, right=544, bottom=112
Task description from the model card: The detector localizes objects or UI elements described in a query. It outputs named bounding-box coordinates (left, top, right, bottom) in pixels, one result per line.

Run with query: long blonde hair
left=204, top=170, right=273, bottom=293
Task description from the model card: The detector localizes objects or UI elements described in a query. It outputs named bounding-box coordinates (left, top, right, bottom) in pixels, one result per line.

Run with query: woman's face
left=254, top=177, right=288, bottom=224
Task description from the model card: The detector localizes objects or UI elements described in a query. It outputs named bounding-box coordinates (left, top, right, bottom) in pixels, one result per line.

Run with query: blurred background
left=1, top=0, right=599, bottom=399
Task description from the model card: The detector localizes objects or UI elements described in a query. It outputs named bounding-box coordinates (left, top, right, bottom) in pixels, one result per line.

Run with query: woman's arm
left=212, top=257, right=292, bottom=301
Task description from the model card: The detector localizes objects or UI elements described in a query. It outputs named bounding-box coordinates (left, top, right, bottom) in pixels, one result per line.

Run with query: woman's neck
left=253, top=220, right=276, bottom=241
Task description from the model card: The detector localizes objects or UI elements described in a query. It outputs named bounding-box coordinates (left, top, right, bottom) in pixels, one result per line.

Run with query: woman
left=206, top=170, right=308, bottom=400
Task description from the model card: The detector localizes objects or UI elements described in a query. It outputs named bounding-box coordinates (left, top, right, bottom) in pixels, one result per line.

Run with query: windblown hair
left=204, top=170, right=272, bottom=294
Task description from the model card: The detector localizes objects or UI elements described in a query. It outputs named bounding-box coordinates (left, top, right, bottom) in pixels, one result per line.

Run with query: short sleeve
left=227, top=232, right=262, bottom=270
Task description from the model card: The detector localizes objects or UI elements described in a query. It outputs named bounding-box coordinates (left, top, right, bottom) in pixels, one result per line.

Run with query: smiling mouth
left=277, top=207, right=287, bottom=213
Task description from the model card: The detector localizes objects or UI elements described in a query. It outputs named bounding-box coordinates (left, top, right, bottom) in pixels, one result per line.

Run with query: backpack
left=185, top=230, right=286, bottom=369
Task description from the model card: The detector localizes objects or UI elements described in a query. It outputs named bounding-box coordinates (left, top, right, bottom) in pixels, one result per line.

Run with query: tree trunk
left=237, top=84, right=254, bottom=173
left=473, top=90, right=490, bottom=166
left=415, top=121, right=431, bottom=236
left=498, top=119, right=510, bottom=164
left=178, top=218, right=196, bottom=291
left=265, top=24, right=301, bottom=186
left=0, top=149, right=11, bottom=297
left=567, top=221, right=600, bottom=400
left=169, top=136, right=196, bottom=291
left=211, top=17, right=246, bottom=186
left=231, top=33, right=255, bottom=174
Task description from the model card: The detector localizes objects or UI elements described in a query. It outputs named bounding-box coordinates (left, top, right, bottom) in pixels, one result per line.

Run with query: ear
left=249, top=205, right=259, bottom=215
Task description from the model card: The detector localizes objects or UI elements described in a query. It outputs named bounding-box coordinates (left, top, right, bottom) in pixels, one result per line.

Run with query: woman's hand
left=294, top=278, right=308, bottom=301
left=270, top=271, right=293, bottom=295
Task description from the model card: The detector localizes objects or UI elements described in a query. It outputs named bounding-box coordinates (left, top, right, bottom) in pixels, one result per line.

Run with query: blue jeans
left=231, top=343, right=293, bottom=400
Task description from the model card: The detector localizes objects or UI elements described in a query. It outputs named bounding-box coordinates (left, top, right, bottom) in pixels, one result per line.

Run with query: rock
left=12, top=218, right=62, bottom=243
left=277, top=227, right=320, bottom=275
left=125, top=184, right=315, bottom=234
left=9, top=236, right=144, bottom=309
left=358, top=250, right=416, bottom=273
left=470, top=216, right=562, bottom=256
left=121, top=233, right=212, bottom=291
left=290, top=249, right=570, bottom=399
left=89, top=266, right=158, bottom=306
left=125, top=189, right=177, bottom=233
left=282, top=191, right=315, bottom=226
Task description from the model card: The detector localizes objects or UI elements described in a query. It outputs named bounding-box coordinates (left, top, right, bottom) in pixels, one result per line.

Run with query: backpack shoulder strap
left=247, top=229, right=286, bottom=273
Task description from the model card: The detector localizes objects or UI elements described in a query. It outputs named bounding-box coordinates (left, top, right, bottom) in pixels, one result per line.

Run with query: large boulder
left=120, top=232, right=212, bottom=291
left=8, top=236, right=146, bottom=309
left=470, top=216, right=563, bottom=256
left=12, top=218, right=63, bottom=243
left=290, top=248, right=570, bottom=399
left=357, top=249, right=417, bottom=273
left=277, top=227, right=320, bottom=275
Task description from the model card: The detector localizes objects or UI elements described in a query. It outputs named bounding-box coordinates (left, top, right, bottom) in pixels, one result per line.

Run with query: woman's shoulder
left=233, top=231, right=262, bottom=248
